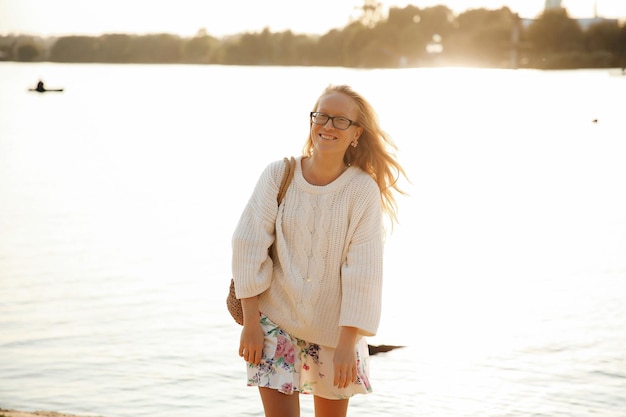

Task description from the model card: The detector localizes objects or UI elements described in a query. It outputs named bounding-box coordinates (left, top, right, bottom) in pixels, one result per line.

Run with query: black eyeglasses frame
left=310, top=112, right=358, bottom=130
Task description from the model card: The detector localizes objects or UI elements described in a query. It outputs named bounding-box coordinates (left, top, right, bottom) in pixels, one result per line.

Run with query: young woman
left=232, top=84, right=406, bottom=417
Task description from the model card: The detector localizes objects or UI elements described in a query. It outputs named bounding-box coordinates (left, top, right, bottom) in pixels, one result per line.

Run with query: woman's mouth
left=320, top=134, right=336, bottom=141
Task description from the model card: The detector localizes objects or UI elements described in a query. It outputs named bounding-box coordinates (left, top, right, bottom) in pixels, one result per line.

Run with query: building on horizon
left=522, top=0, right=618, bottom=30
left=545, top=0, right=563, bottom=11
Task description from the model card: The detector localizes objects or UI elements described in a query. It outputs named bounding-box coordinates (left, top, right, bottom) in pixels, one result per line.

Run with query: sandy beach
left=0, top=411, right=103, bottom=417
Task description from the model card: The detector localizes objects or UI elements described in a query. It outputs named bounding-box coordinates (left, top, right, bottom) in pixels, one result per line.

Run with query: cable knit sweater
left=232, top=156, right=383, bottom=348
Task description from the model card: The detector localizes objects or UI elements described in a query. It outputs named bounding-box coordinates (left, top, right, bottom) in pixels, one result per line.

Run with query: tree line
left=2, top=3, right=625, bottom=69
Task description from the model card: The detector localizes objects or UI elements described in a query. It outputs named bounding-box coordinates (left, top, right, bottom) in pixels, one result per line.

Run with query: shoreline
left=0, top=410, right=104, bottom=417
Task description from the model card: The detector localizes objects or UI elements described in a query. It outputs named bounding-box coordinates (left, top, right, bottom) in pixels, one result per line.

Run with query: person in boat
left=30, top=80, right=63, bottom=93
left=232, top=84, right=407, bottom=417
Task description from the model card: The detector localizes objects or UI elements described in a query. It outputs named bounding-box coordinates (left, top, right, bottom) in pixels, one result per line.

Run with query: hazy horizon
left=1, top=0, right=624, bottom=38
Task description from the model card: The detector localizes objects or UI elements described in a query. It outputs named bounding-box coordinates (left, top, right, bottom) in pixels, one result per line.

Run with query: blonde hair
left=303, top=84, right=407, bottom=225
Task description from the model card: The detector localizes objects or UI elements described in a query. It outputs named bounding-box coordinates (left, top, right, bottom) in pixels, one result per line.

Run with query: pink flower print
left=283, top=343, right=295, bottom=365
left=275, top=335, right=287, bottom=359
left=303, top=364, right=310, bottom=371
left=281, top=382, right=293, bottom=393
left=275, top=335, right=295, bottom=365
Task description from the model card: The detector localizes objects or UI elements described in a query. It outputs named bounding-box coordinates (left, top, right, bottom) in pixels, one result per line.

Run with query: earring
left=351, top=140, right=358, bottom=148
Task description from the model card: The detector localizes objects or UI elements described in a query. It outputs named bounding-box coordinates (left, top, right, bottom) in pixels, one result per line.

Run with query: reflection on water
left=1, top=63, right=625, bottom=417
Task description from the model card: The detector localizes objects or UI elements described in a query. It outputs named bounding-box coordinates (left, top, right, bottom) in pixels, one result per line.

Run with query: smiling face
left=309, top=91, right=363, bottom=159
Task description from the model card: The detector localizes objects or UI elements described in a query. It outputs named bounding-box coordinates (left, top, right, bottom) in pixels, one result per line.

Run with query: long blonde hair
left=303, top=84, right=407, bottom=225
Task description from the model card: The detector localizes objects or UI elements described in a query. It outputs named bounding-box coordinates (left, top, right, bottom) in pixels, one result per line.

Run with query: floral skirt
left=246, top=314, right=372, bottom=400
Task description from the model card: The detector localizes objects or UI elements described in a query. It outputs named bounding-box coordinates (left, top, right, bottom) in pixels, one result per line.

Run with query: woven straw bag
left=227, top=157, right=296, bottom=325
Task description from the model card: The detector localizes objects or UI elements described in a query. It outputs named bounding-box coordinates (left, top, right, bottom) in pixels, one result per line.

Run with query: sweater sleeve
left=231, top=161, right=284, bottom=299
left=339, top=179, right=384, bottom=337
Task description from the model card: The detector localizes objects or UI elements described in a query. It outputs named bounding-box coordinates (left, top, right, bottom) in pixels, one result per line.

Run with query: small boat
left=28, top=80, right=64, bottom=93
left=29, top=88, right=64, bottom=93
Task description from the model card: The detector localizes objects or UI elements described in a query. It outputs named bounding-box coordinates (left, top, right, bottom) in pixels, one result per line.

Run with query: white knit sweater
left=232, top=156, right=383, bottom=348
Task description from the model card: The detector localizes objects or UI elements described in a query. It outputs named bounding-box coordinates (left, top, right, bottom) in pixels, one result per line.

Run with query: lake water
left=1, top=63, right=625, bottom=417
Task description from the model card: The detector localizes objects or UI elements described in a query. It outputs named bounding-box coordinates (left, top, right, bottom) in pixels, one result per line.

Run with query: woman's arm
left=333, top=326, right=359, bottom=388
left=238, top=296, right=265, bottom=365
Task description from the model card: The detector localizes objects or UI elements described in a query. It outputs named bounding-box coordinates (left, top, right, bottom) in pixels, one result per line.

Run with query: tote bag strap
left=277, top=156, right=296, bottom=204
left=270, top=156, right=295, bottom=261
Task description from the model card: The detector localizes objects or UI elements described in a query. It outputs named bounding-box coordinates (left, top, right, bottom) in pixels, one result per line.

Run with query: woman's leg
left=259, top=387, right=300, bottom=417
left=313, top=396, right=349, bottom=417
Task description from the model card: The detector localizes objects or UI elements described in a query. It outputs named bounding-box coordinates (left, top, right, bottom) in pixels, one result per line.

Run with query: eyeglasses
left=310, top=112, right=357, bottom=130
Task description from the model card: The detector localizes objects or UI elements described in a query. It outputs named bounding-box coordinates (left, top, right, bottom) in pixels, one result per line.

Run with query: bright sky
left=1, top=0, right=624, bottom=37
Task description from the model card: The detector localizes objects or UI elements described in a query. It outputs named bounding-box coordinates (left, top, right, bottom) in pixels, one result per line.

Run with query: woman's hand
left=238, top=296, right=265, bottom=365
left=239, top=322, right=265, bottom=365
left=333, top=326, right=359, bottom=389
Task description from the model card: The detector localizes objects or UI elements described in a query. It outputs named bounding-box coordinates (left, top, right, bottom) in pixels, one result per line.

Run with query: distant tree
left=386, top=6, right=432, bottom=64
left=99, top=34, right=133, bottom=63
left=525, top=8, right=587, bottom=68
left=383, top=5, right=454, bottom=65
left=344, top=23, right=398, bottom=67
left=50, top=36, right=99, bottom=62
left=222, top=28, right=275, bottom=65
left=273, top=30, right=317, bottom=66
left=355, top=0, right=384, bottom=28
left=313, top=28, right=347, bottom=66
left=184, top=33, right=218, bottom=64
left=409, top=4, right=455, bottom=49
left=0, top=35, right=13, bottom=57
left=619, top=24, right=626, bottom=67
left=16, top=42, right=42, bottom=61
left=4, top=3, right=624, bottom=69
left=527, top=8, right=584, bottom=54
left=447, top=7, right=517, bottom=67
left=585, top=20, right=621, bottom=55
left=413, top=5, right=455, bottom=63
left=151, top=34, right=184, bottom=63
left=127, top=34, right=183, bottom=63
